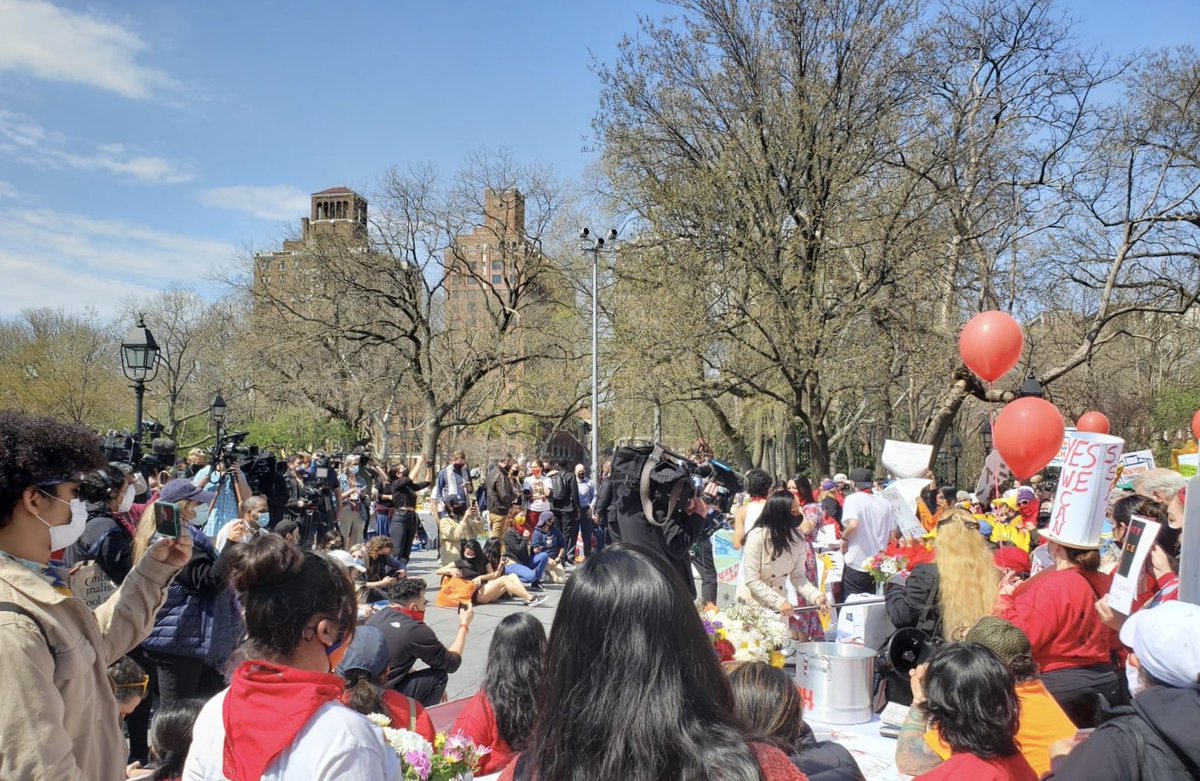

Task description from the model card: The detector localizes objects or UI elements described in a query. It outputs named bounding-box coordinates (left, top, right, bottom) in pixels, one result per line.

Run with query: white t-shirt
left=183, top=689, right=401, bottom=781
left=841, top=490, right=897, bottom=572
left=214, top=520, right=266, bottom=552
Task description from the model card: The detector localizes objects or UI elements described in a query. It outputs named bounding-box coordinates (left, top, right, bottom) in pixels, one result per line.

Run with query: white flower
left=366, top=713, right=392, bottom=729
left=381, top=727, right=433, bottom=759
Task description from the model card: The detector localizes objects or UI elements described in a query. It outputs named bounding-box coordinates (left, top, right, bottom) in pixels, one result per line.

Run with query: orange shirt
left=924, top=679, right=1077, bottom=777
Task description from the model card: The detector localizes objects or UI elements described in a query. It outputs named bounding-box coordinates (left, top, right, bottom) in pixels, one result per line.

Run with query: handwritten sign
left=1048, top=428, right=1078, bottom=468
left=974, top=450, right=1012, bottom=505
left=1108, top=515, right=1162, bottom=614
left=1180, top=476, right=1200, bottom=606
left=1047, top=432, right=1124, bottom=548
left=881, top=440, right=934, bottom=479
left=882, top=478, right=931, bottom=540
left=1119, top=450, right=1156, bottom=480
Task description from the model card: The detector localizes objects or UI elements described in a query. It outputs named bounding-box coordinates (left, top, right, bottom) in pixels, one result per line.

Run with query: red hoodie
left=994, top=567, right=1117, bottom=673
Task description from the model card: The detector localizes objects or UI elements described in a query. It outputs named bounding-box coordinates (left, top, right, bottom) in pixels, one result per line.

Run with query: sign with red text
left=1046, top=432, right=1124, bottom=549
left=1108, top=514, right=1162, bottom=614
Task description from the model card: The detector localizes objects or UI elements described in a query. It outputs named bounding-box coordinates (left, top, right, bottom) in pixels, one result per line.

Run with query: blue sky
left=0, top=0, right=1195, bottom=318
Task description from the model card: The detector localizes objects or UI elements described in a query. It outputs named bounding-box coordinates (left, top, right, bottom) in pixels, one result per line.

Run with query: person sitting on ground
left=1043, top=600, right=1200, bottom=780
left=437, top=539, right=545, bottom=607
left=497, top=545, right=806, bottom=781
left=109, top=654, right=150, bottom=719
left=337, top=625, right=435, bottom=742
left=273, top=519, right=301, bottom=546
left=728, top=661, right=865, bottom=781
left=501, top=509, right=548, bottom=591
left=366, top=577, right=474, bottom=706
left=531, top=510, right=568, bottom=584
left=897, top=617, right=1077, bottom=777
left=911, top=642, right=1038, bottom=780
left=316, top=528, right=345, bottom=552
left=453, top=613, right=547, bottom=775
left=183, top=535, right=399, bottom=780
left=215, top=494, right=270, bottom=552
left=360, top=535, right=403, bottom=602
left=0, top=411, right=191, bottom=780
left=127, top=698, right=206, bottom=781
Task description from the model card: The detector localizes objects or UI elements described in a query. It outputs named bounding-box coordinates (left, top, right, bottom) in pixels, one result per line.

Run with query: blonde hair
left=132, top=499, right=195, bottom=563
left=935, top=509, right=999, bottom=640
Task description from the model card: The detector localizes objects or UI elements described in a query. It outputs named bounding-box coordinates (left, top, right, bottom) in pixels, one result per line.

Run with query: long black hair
left=757, top=490, right=801, bottom=556
left=519, top=545, right=762, bottom=781
left=458, top=538, right=489, bottom=580
left=921, top=643, right=1020, bottom=758
left=482, top=537, right=502, bottom=569
left=791, top=475, right=816, bottom=505
left=148, top=698, right=205, bottom=780
left=484, top=613, right=547, bottom=750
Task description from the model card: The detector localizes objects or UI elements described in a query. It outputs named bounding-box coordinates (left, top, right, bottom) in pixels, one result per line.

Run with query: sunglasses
left=114, top=675, right=150, bottom=697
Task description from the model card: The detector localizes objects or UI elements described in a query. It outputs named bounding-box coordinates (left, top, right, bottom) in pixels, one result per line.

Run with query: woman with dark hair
left=138, top=698, right=205, bottom=781
left=733, top=468, right=774, bottom=549
left=316, top=528, right=345, bottom=552
left=383, top=457, right=431, bottom=572
left=497, top=545, right=805, bottom=780
left=737, top=490, right=827, bottom=639
left=501, top=507, right=548, bottom=589
left=360, top=535, right=402, bottom=601
left=995, top=532, right=1121, bottom=727
left=788, top=475, right=818, bottom=505
left=729, top=661, right=865, bottom=781
left=183, top=535, right=399, bottom=780
left=436, top=538, right=544, bottom=606
left=65, top=463, right=139, bottom=581
left=453, top=613, right=547, bottom=774
left=913, top=643, right=1037, bottom=780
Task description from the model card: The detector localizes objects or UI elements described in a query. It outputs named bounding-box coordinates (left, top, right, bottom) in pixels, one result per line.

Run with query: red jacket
left=995, top=567, right=1117, bottom=673
left=452, top=690, right=513, bottom=776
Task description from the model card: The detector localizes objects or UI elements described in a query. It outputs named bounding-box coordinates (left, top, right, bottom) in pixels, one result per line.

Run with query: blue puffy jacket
left=142, top=525, right=241, bottom=664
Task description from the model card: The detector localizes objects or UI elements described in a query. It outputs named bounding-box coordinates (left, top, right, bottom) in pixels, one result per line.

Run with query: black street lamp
left=1016, top=372, right=1045, bottom=399
left=120, top=315, right=160, bottom=461
left=980, top=420, right=993, bottom=454
left=210, top=392, right=227, bottom=447
left=950, top=434, right=963, bottom=488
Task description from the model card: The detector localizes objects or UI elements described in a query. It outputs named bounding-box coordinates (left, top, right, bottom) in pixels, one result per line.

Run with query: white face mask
left=35, top=492, right=88, bottom=550
left=189, top=504, right=209, bottom=528
left=117, top=485, right=135, bottom=514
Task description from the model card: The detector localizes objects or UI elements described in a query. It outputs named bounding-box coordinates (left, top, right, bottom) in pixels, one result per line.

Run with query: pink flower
left=405, top=750, right=432, bottom=780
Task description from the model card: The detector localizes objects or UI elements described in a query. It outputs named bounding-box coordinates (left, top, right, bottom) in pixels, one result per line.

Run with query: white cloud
left=0, top=207, right=240, bottom=317
left=0, top=0, right=175, bottom=99
left=200, top=185, right=311, bottom=221
left=0, top=111, right=195, bottom=184
left=0, top=181, right=16, bottom=198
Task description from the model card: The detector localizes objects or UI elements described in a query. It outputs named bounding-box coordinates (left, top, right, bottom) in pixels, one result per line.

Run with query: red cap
left=993, top=546, right=1031, bottom=575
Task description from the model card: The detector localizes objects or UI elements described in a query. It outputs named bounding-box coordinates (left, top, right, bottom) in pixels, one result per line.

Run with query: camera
left=212, top=431, right=252, bottom=469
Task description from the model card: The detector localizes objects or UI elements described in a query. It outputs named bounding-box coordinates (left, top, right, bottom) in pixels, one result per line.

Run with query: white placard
left=882, top=478, right=930, bottom=540
left=1180, top=476, right=1200, bottom=605
left=1048, top=427, right=1078, bottom=468
left=1046, top=432, right=1124, bottom=548
left=974, top=450, right=1012, bottom=505
left=1108, top=515, right=1162, bottom=615
left=881, top=440, right=934, bottom=479
left=1119, top=450, right=1156, bottom=480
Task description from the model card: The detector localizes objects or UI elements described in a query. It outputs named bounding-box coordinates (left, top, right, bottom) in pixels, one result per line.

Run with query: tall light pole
left=580, top=227, right=618, bottom=474
left=120, top=315, right=160, bottom=462
left=210, top=392, right=227, bottom=450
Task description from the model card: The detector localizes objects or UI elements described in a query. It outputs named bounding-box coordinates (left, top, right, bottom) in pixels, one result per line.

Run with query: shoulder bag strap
left=0, top=602, right=56, bottom=658
left=407, top=694, right=418, bottom=732
left=639, top=445, right=665, bottom=527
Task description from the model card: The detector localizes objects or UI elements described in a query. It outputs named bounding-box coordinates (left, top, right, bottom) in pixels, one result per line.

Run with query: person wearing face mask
left=132, top=479, right=244, bottom=710
left=183, top=534, right=400, bottom=780
left=214, top=494, right=270, bottom=553
left=0, top=411, right=192, bottom=780
left=64, top=463, right=141, bottom=584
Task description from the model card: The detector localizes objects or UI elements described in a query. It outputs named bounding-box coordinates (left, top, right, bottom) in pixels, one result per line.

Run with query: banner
left=974, top=450, right=1012, bottom=506
left=1046, top=432, right=1124, bottom=548
left=881, top=440, right=934, bottom=479
left=1119, top=450, right=1156, bottom=480
left=1108, top=515, right=1162, bottom=614
left=1178, top=452, right=1199, bottom=478
left=882, top=478, right=930, bottom=540
left=1180, top=476, right=1200, bottom=605
left=1048, top=427, right=1079, bottom=468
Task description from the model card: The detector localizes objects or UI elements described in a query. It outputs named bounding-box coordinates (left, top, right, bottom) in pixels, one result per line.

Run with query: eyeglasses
left=113, top=675, right=150, bottom=697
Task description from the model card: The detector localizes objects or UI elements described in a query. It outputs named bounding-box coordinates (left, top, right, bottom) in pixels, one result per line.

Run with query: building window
left=278, top=260, right=287, bottom=271
left=492, top=274, right=503, bottom=285
left=492, top=260, right=502, bottom=269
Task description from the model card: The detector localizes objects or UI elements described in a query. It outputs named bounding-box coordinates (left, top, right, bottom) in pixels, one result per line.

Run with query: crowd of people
left=1, top=408, right=1197, bottom=780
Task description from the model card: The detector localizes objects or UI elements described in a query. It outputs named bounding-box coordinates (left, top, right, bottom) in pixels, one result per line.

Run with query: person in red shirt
left=336, top=625, right=435, bottom=743
left=994, top=539, right=1121, bottom=727
left=914, top=643, right=1037, bottom=781
left=452, top=612, right=546, bottom=775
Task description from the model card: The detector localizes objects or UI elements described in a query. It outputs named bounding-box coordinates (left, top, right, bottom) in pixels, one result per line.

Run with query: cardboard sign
left=881, top=440, right=934, bottom=479
left=1178, top=452, right=1199, bottom=478
left=1180, top=476, right=1200, bottom=605
left=1048, top=427, right=1079, bottom=468
left=882, top=478, right=930, bottom=540
left=1119, top=450, right=1156, bottom=480
left=974, top=450, right=1012, bottom=505
left=1108, top=515, right=1162, bottom=614
left=1046, top=432, right=1124, bottom=548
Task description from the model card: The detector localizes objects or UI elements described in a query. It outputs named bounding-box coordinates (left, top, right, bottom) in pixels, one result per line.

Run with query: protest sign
left=1178, top=452, right=1199, bottom=478
left=1180, top=476, right=1200, bottom=605
left=974, top=450, right=1012, bottom=505
left=1048, top=428, right=1078, bottom=468
left=882, top=477, right=929, bottom=540
left=1118, top=450, right=1156, bottom=480
left=710, top=530, right=740, bottom=607
left=1108, top=514, right=1162, bottom=614
left=881, top=440, right=934, bottom=479
left=1045, top=432, right=1124, bottom=549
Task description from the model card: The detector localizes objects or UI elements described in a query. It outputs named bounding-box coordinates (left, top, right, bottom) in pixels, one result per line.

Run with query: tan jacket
left=736, top=526, right=822, bottom=610
left=0, top=553, right=178, bottom=780
left=439, top=512, right=486, bottom=565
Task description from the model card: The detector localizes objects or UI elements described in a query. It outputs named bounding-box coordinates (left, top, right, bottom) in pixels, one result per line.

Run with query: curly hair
left=0, top=410, right=105, bottom=528
left=921, top=643, right=1020, bottom=758
left=935, top=509, right=1000, bottom=640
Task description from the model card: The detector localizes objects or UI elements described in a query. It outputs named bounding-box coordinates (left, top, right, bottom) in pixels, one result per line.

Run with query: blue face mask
left=256, top=512, right=270, bottom=528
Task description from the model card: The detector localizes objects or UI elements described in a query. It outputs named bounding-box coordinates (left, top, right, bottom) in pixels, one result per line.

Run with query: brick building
left=253, top=186, right=368, bottom=299
left=443, top=188, right=533, bottom=327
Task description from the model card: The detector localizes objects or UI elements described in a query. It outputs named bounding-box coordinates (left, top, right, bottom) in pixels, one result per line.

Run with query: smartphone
left=154, top=502, right=180, bottom=539
left=458, top=602, right=470, bottom=613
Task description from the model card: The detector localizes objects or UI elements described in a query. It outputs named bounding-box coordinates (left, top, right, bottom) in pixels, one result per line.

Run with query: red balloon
left=959, top=311, right=1025, bottom=383
left=993, top=398, right=1066, bottom=480
left=1076, top=411, right=1110, bottom=435
left=1192, top=410, right=1200, bottom=440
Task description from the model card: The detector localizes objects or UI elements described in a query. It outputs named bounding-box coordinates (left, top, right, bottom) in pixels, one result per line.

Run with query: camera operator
left=190, top=451, right=250, bottom=540
left=688, top=457, right=720, bottom=606
left=284, top=455, right=328, bottom=548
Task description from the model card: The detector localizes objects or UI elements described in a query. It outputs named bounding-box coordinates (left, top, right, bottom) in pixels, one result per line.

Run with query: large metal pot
left=794, top=642, right=876, bottom=724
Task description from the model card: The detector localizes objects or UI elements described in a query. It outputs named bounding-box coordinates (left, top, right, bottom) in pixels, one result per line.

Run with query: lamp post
left=210, top=392, right=227, bottom=451
left=1016, top=372, right=1045, bottom=399
left=120, top=315, right=160, bottom=462
left=950, top=434, right=963, bottom=488
left=580, top=227, right=618, bottom=474
left=980, top=420, right=993, bottom=455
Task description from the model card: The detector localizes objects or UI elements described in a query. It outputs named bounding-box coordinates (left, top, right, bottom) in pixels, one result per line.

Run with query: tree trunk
left=701, top=398, right=754, bottom=471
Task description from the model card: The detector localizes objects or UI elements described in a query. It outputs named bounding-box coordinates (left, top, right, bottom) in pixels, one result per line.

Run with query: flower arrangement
left=862, top=552, right=907, bottom=585
left=700, top=603, right=791, bottom=668
left=366, top=715, right=489, bottom=781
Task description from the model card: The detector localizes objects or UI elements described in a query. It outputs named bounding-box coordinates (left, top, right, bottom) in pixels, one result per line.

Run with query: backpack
left=606, top=443, right=697, bottom=534
left=1107, top=711, right=1200, bottom=780
left=550, top=471, right=574, bottom=511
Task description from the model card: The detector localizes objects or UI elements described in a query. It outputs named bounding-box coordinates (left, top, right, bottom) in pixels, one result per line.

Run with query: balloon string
left=989, top=381, right=1001, bottom=502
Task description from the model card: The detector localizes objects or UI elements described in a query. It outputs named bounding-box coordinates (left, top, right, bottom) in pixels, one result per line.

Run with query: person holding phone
left=501, top=510, right=548, bottom=591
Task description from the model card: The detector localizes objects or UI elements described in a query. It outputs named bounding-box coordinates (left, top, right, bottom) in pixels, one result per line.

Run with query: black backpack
left=606, top=444, right=697, bottom=535
left=550, top=470, right=574, bottom=510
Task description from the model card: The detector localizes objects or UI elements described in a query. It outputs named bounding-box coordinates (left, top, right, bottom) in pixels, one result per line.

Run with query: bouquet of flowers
left=700, top=603, right=791, bottom=668
left=862, top=552, right=907, bottom=585
left=366, top=716, right=489, bottom=781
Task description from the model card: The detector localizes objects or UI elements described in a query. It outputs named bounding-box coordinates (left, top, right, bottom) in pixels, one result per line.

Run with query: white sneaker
left=524, top=595, right=548, bottom=608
